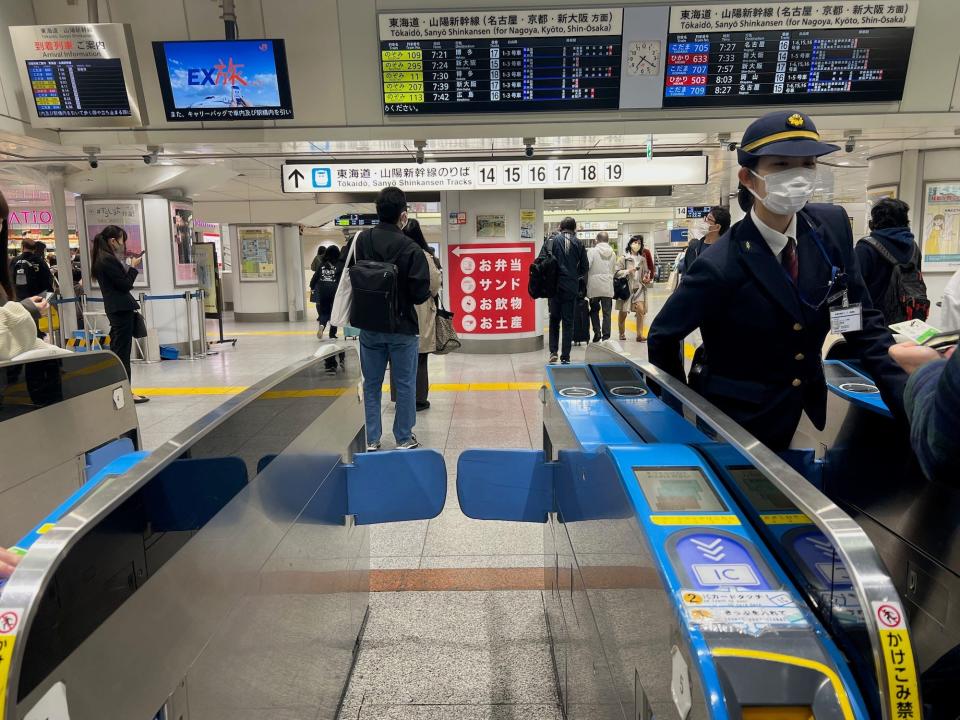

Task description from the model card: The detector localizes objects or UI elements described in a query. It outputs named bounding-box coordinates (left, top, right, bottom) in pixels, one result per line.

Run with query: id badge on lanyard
left=829, top=289, right=863, bottom=333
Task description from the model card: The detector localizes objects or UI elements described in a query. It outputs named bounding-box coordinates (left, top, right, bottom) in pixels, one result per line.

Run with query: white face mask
left=689, top=220, right=709, bottom=240
left=749, top=166, right=817, bottom=215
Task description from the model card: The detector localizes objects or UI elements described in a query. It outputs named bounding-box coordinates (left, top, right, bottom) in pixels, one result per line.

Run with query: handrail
left=0, top=342, right=357, bottom=719
left=584, top=343, right=916, bottom=720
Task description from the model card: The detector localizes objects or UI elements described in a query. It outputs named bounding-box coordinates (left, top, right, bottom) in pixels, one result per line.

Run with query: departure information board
left=26, top=58, right=130, bottom=118
left=662, top=27, right=913, bottom=107
left=662, top=2, right=917, bottom=107
left=378, top=9, right=623, bottom=114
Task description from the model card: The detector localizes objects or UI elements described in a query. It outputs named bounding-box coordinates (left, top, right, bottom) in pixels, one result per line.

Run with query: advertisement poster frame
left=170, top=201, right=197, bottom=286
left=82, top=198, right=149, bottom=288
left=238, top=225, right=277, bottom=282
left=920, top=182, right=960, bottom=271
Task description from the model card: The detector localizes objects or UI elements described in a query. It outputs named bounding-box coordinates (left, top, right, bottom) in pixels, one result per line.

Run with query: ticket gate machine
left=459, top=349, right=923, bottom=720
left=0, top=346, right=448, bottom=720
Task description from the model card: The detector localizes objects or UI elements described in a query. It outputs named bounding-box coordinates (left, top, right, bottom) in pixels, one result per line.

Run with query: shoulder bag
left=330, top=232, right=359, bottom=328
left=434, top=297, right=461, bottom=355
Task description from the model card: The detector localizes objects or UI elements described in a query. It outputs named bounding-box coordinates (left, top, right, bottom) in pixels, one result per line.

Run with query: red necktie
left=782, top=237, right=799, bottom=285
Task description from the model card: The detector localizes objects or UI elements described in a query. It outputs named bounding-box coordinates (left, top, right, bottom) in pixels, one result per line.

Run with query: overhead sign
left=9, top=23, right=146, bottom=128
left=283, top=155, right=707, bottom=193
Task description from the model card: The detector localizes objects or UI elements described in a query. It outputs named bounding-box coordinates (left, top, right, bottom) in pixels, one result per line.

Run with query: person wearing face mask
left=616, top=235, right=654, bottom=342
left=91, top=225, right=148, bottom=404
left=649, top=110, right=906, bottom=450
left=683, top=206, right=731, bottom=277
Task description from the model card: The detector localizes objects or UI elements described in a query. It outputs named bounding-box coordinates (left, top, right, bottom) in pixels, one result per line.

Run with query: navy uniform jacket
left=648, top=203, right=907, bottom=450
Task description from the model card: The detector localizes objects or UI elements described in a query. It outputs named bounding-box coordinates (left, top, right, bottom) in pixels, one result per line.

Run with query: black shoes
left=416, top=401, right=430, bottom=411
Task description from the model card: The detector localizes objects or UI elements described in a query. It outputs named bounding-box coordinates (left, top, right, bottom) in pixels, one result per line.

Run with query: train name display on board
left=377, top=2, right=916, bottom=115
left=662, top=2, right=918, bottom=107
left=281, top=155, right=707, bottom=193
left=378, top=10, right=624, bottom=114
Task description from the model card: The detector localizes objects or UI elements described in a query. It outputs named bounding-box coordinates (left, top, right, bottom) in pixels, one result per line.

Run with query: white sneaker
left=397, top=435, right=420, bottom=450
left=366, top=441, right=381, bottom=452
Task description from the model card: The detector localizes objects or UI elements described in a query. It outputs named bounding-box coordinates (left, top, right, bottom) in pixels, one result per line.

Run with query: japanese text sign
left=447, top=243, right=535, bottom=334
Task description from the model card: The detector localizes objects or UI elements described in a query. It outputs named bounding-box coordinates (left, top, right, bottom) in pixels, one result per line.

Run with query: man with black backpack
left=537, top=217, right=588, bottom=364
left=347, top=186, right=432, bottom=451
left=10, top=238, right=54, bottom=301
left=856, top=198, right=930, bottom=325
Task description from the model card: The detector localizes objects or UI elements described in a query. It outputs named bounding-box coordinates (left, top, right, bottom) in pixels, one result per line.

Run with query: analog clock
left=627, top=40, right=661, bottom=76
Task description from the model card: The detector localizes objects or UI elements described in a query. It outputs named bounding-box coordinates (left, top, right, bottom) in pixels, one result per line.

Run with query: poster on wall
left=238, top=225, right=276, bottom=281
left=194, top=242, right=219, bottom=315
left=866, top=186, right=898, bottom=207
left=921, top=183, right=960, bottom=271
left=82, top=199, right=148, bottom=287
left=476, top=214, right=506, bottom=238
left=170, top=201, right=197, bottom=286
left=520, top=210, right=536, bottom=240
left=447, top=242, right=536, bottom=335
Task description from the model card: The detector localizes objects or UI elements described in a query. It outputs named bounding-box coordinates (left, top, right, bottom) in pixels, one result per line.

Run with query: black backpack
left=528, top=236, right=560, bottom=299
left=349, top=229, right=402, bottom=333
left=860, top=236, right=930, bottom=323
left=12, top=256, right=39, bottom=292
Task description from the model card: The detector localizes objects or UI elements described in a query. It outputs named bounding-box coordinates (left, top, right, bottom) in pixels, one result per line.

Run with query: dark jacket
left=10, top=252, right=54, bottom=300
left=682, top=238, right=714, bottom=276
left=854, top=227, right=919, bottom=315
left=540, top=231, right=588, bottom=296
left=904, top=346, right=960, bottom=484
left=648, top=204, right=907, bottom=450
left=349, top=223, right=431, bottom=336
left=93, top=253, right=140, bottom=314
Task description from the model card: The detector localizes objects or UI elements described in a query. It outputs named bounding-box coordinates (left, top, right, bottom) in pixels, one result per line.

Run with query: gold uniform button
left=792, top=378, right=802, bottom=387
left=793, top=323, right=803, bottom=331
left=795, top=353, right=805, bottom=361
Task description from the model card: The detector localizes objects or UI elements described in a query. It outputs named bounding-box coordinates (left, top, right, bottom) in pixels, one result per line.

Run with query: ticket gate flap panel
left=348, top=449, right=446, bottom=525
left=456, top=450, right=552, bottom=523
left=823, top=360, right=891, bottom=417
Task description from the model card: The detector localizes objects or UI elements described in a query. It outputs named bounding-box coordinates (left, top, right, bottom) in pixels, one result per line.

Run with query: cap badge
left=787, top=113, right=805, bottom=128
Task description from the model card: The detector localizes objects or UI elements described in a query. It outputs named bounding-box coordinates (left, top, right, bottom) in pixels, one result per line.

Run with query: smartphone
left=39, top=291, right=54, bottom=304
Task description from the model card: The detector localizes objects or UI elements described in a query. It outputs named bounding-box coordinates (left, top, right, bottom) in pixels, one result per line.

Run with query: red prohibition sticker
left=876, top=603, right=902, bottom=629
left=0, top=610, right=19, bottom=635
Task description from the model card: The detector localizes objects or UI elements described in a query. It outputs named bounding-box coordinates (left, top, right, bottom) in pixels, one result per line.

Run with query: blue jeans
left=359, top=330, right=419, bottom=444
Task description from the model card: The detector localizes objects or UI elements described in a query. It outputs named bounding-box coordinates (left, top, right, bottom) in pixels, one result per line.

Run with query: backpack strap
left=859, top=236, right=900, bottom=266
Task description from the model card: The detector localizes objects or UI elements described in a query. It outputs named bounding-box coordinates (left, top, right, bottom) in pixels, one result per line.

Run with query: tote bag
left=434, top=299, right=461, bottom=355
left=330, top=233, right=359, bottom=328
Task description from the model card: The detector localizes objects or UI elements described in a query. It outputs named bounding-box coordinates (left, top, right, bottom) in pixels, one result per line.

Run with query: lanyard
left=789, top=213, right=843, bottom=311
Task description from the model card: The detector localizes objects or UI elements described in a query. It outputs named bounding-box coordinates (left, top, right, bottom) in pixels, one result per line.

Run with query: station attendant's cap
left=736, top=110, right=839, bottom=165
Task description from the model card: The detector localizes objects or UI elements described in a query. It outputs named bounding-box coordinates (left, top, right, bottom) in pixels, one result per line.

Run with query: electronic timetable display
left=378, top=10, right=624, bottom=114
left=633, top=467, right=727, bottom=513
left=26, top=58, right=131, bottom=118
left=662, top=27, right=914, bottom=107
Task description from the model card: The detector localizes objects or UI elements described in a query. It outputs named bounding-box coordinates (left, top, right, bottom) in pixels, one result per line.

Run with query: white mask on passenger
left=749, top=167, right=817, bottom=216
left=689, top=220, right=709, bottom=240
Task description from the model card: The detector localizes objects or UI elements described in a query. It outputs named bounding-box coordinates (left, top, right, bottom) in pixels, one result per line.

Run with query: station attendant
left=648, top=110, right=907, bottom=450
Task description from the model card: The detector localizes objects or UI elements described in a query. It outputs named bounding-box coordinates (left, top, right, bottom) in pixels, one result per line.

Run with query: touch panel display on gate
left=633, top=467, right=726, bottom=512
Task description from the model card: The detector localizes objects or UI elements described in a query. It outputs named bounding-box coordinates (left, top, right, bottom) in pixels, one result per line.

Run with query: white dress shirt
left=751, top=208, right=797, bottom=263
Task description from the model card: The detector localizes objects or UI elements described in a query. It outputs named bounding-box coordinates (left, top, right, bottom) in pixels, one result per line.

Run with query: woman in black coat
left=91, top=225, right=148, bottom=403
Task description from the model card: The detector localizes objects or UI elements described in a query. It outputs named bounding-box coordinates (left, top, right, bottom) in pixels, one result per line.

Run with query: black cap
left=737, top=110, right=839, bottom=165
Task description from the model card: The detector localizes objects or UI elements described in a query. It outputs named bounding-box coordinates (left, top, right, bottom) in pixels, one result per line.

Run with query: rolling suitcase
left=342, top=324, right=361, bottom=339
left=572, top=297, right=590, bottom=346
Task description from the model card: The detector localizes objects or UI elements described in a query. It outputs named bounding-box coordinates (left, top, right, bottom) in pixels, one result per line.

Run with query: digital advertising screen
left=153, top=39, right=293, bottom=121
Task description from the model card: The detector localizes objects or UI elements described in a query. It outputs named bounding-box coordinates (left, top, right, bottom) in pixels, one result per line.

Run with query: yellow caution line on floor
left=132, top=382, right=545, bottom=396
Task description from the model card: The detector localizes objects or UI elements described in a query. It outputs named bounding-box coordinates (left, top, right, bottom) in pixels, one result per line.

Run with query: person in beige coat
left=408, top=220, right=441, bottom=410
left=389, top=219, right=442, bottom=411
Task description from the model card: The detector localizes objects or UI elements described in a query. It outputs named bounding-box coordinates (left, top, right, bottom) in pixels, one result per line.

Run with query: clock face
left=628, top=40, right=661, bottom=76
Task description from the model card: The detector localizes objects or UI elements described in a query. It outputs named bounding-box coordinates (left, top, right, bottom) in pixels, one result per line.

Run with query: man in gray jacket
left=586, top=232, right=617, bottom=341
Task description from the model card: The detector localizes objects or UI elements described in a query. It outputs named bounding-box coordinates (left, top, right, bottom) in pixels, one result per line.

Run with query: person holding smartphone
left=91, top=225, right=148, bottom=404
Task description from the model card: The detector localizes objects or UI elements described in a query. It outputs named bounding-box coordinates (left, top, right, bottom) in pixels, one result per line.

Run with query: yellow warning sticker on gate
left=760, top=513, right=811, bottom=525
left=650, top=515, right=740, bottom=526
left=872, top=601, right=920, bottom=719
left=0, top=608, right=21, bottom=719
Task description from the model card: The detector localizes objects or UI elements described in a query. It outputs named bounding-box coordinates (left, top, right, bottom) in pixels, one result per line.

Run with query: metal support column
left=47, top=167, right=78, bottom=341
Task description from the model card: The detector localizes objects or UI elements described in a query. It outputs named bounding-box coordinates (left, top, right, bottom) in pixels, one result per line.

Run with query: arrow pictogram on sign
left=452, top=246, right=533, bottom=257
left=287, top=168, right=304, bottom=189
left=691, top=537, right=726, bottom=562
